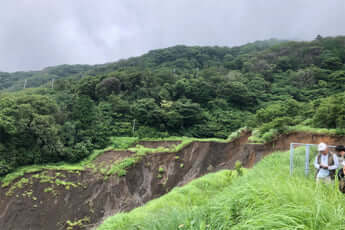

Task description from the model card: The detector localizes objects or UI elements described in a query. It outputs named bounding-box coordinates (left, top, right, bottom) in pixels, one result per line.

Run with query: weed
left=66, top=217, right=90, bottom=230
left=6, top=177, right=29, bottom=196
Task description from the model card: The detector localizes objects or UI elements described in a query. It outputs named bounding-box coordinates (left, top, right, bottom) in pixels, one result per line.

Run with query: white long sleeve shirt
left=338, top=156, right=345, bottom=169
left=314, top=153, right=339, bottom=178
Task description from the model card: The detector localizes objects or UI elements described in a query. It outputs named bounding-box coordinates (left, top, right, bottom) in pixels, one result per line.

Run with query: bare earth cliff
left=1, top=131, right=345, bottom=230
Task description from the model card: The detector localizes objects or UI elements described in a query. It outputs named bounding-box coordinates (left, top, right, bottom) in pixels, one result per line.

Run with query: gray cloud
left=0, top=0, right=344, bottom=72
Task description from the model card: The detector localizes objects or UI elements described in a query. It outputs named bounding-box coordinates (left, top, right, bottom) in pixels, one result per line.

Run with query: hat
left=318, top=142, right=327, bottom=151
left=336, top=145, right=345, bottom=152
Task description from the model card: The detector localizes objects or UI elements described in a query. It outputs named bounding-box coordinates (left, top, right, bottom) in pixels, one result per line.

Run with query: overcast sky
left=0, top=0, right=344, bottom=72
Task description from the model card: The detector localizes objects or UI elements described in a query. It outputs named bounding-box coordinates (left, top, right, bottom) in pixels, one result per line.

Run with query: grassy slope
left=98, top=147, right=345, bottom=230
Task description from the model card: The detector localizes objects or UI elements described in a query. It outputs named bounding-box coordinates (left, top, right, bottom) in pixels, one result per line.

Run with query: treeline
left=0, top=64, right=92, bottom=91
left=1, top=35, right=345, bottom=175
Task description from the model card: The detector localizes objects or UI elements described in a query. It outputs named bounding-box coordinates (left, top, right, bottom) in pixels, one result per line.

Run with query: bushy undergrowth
left=1, top=130, right=246, bottom=186
left=98, top=147, right=345, bottom=230
left=0, top=137, right=138, bottom=187
left=104, top=128, right=248, bottom=177
left=249, top=125, right=338, bottom=143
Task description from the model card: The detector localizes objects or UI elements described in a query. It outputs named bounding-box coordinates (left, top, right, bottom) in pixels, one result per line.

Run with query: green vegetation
left=104, top=145, right=173, bottom=177
left=0, top=65, right=92, bottom=91
left=0, top=164, right=83, bottom=188
left=0, top=131, right=239, bottom=186
left=1, top=36, right=345, bottom=176
left=66, top=216, right=91, bottom=230
left=101, top=132, right=244, bottom=178
left=5, top=177, right=29, bottom=196
left=98, top=169, right=236, bottom=230
left=98, top=147, right=345, bottom=230
left=43, top=187, right=56, bottom=195
left=5, top=170, right=83, bottom=197
left=0, top=136, right=137, bottom=187
left=106, top=157, right=139, bottom=177
left=111, top=137, right=138, bottom=149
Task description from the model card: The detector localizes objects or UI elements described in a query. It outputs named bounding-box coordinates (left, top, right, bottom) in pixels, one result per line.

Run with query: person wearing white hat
left=314, top=142, right=339, bottom=183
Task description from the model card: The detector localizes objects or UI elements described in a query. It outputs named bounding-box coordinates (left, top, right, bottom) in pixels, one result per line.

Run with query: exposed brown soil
left=93, top=150, right=133, bottom=168
left=1, top=131, right=344, bottom=230
left=133, top=140, right=182, bottom=149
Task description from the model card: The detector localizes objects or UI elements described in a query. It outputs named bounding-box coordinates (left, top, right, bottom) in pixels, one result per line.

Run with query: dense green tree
left=76, top=76, right=100, bottom=100
left=255, top=99, right=301, bottom=125
left=95, top=77, right=121, bottom=99
left=131, top=98, right=163, bottom=127
left=313, top=93, right=345, bottom=130
left=0, top=95, right=64, bottom=174
left=329, top=71, right=345, bottom=91
left=218, top=81, right=251, bottom=105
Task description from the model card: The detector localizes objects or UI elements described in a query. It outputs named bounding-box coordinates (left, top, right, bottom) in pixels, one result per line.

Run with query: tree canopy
left=1, top=36, right=345, bottom=175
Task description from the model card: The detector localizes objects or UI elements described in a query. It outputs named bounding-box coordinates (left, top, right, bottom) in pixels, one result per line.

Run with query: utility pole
left=51, top=79, right=54, bottom=89
left=23, top=80, right=27, bottom=89
left=132, top=119, right=136, bottom=136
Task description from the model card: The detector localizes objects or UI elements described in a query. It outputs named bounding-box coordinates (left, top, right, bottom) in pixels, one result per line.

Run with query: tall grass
left=286, top=125, right=337, bottom=135
left=97, top=170, right=236, bottom=230
left=249, top=125, right=338, bottom=144
left=141, top=127, right=248, bottom=143
left=97, top=147, right=345, bottom=230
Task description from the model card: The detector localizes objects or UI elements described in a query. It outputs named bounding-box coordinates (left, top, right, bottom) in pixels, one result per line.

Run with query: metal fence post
left=290, top=143, right=294, bottom=176
left=289, top=143, right=336, bottom=177
left=305, top=145, right=310, bottom=176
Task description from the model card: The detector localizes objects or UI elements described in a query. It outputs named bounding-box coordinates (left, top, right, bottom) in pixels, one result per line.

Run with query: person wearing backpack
left=335, top=145, right=345, bottom=168
left=338, top=164, right=345, bottom=193
left=314, top=142, right=339, bottom=183
left=336, top=145, right=345, bottom=192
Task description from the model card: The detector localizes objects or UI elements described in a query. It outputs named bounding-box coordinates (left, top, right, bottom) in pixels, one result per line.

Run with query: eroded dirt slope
left=132, top=140, right=182, bottom=149
left=1, top=131, right=344, bottom=230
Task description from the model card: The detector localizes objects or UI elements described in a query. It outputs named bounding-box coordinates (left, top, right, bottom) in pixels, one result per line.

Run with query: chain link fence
left=289, top=143, right=336, bottom=178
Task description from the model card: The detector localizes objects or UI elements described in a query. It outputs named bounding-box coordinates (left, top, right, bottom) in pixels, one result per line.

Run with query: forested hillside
left=1, top=35, right=345, bottom=176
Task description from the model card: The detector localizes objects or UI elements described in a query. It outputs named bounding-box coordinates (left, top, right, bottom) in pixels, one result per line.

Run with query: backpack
left=338, top=170, right=345, bottom=193
left=316, top=153, right=336, bottom=180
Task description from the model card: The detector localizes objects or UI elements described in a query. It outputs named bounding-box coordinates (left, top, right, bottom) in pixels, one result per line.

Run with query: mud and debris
left=1, top=131, right=344, bottom=230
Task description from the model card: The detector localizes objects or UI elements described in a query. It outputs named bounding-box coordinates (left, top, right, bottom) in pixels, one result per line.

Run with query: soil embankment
left=0, top=131, right=344, bottom=230
left=132, top=140, right=182, bottom=149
